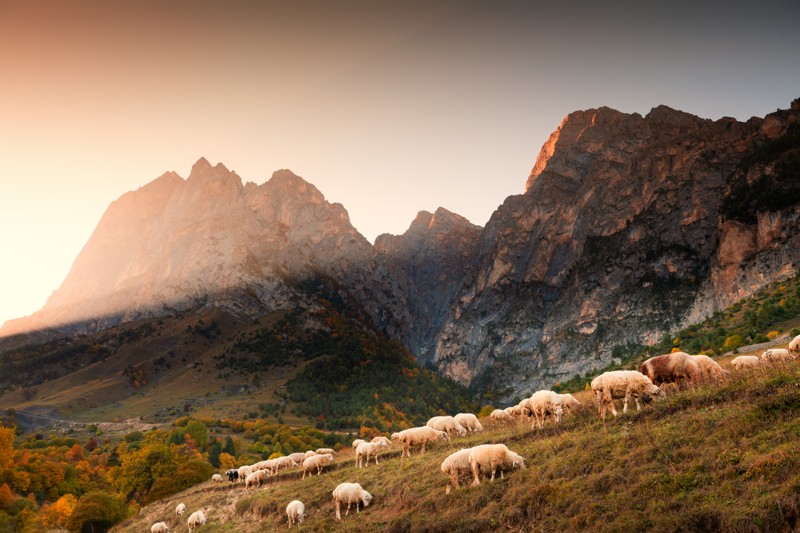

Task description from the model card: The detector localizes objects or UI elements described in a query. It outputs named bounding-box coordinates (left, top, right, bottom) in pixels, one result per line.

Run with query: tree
left=40, top=493, right=77, bottom=529
left=208, top=441, right=222, bottom=468
left=219, top=453, right=236, bottom=470
left=0, top=427, right=13, bottom=477
left=222, top=436, right=236, bottom=456
left=66, top=491, right=127, bottom=533
left=184, top=421, right=208, bottom=450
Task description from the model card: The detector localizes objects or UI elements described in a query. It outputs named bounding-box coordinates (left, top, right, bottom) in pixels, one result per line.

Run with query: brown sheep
left=639, top=351, right=701, bottom=387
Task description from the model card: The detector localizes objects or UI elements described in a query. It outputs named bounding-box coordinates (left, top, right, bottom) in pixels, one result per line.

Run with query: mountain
left=434, top=101, right=800, bottom=397
left=3, top=99, right=799, bottom=404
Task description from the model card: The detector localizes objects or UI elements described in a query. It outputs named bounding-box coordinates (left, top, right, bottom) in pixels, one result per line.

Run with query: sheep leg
left=345, top=502, right=351, bottom=516
left=471, top=463, right=481, bottom=486
left=421, top=442, right=427, bottom=454
left=335, top=499, right=341, bottom=520
left=490, top=461, right=496, bottom=482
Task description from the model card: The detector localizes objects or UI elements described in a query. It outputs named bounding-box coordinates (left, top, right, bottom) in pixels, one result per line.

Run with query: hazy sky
left=1, top=0, right=798, bottom=327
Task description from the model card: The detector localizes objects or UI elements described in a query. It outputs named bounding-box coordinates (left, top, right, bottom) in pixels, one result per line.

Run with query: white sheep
left=351, top=439, right=366, bottom=450
left=332, top=482, right=373, bottom=520
left=316, top=447, right=337, bottom=455
left=762, top=348, right=796, bottom=363
left=370, top=436, right=392, bottom=446
left=453, top=413, right=483, bottom=433
left=151, top=522, right=170, bottom=533
left=286, top=499, right=306, bottom=528
left=237, top=465, right=254, bottom=482
left=591, top=370, right=666, bottom=419
left=468, top=444, right=525, bottom=486
left=302, top=453, right=334, bottom=478
left=527, top=390, right=563, bottom=430
left=355, top=441, right=387, bottom=468
left=440, top=448, right=473, bottom=494
left=211, top=473, right=223, bottom=483
left=175, top=503, right=186, bottom=517
left=731, top=355, right=761, bottom=370
left=253, top=460, right=270, bottom=471
left=187, top=510, right=206, bottom=532
left=271, top=456, right=299, bottom=475
left=789, top=334, right=800, bottom=354
left=490, top=409, right=513, bottom=422
left=426, top=415, right=467, bottom=437
left=391, top=426, right=449, bottom=458
left=692, top=354, right=726, bottom=381
left=304, top=450, right=318, bottom=459
left=288, top=452, right=307, bottom=464
left=245, top=469, right=267, bottom=490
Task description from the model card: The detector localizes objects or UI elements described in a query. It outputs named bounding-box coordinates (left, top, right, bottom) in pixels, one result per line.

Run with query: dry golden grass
left=115, top=362, right=800, bottom=532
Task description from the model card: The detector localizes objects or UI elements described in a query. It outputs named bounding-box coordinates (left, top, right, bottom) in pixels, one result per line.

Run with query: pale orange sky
left=1, top=0, right=798, bottom=327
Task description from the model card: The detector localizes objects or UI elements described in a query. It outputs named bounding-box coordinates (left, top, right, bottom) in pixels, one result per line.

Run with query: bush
left=66, top=491, right=128, bottom=532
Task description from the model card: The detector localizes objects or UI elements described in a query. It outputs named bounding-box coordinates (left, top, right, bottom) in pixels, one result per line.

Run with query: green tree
left=184, top=421, right=208, bottom=450
left=222, top=436, right=236, bottom=456
left=66, top=491, right=127, bottom=533
left=208, top=441, right=221, bottom=468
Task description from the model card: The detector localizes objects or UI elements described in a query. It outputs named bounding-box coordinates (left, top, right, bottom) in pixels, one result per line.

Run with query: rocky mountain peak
left=265, top=169, right=325, bottom=204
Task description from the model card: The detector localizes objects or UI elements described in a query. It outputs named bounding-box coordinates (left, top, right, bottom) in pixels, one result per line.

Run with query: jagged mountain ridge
left=3, top=100, right=800, bottom=401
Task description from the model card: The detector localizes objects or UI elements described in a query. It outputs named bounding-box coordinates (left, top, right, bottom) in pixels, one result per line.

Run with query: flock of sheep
left=148, top=335, right=800, bottom=531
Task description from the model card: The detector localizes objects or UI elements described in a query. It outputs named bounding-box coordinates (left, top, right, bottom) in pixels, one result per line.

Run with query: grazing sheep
left=271, top=456, right=299, bottom=475
left=351, top=439, right=366, bottom=450
left=505, top=404, right=527, bottom=418
left=440, top=448, right=474, bottom=494
left=355, top=441, right=387, bottom=468
left=237, top=465, right=254, bottom=482
left=288, top=452, right=307, bottom=464
left=591, top=370, right=666, bottom=419
left=528, top=390, right=563, bottom=430
left=225, top=468, right=238, bottom=482
left=304, top=450, right=318, bottom=459
left=286, top=500, right=306, bottom=528
left=332, top=482, right=373, bottom=520
left=468, top=444, right=525, bottom=486
left=453, top=413, right=483, bottom=433
left=302, top=453, right=334, bottom=478
left=316, top=447, right=337, bottom=455
left=391, top=426, right=449, bottom=458
left=692, top=355, right=726, bottom=381
left=731, top=355, right=761, bottom=370
left=187, top=510, right=206, bottom=532
left=490, top=409, right=513, bottom=422
left=762, top=348, right=796, bottom=363
left=211, top=473, right=223, bottom=483
left=789, top=334, right=800, bottom=354
left=175, top=503, right=186, bottom=517
left=151, top=522, right=170, bottom=533
left=245, top=469, right=267, bottom=490
left=640, top=352, right=701, bottom=387
left=370, top=436, right=392, bottom=446
left=426, top=415, right=467, bottom=437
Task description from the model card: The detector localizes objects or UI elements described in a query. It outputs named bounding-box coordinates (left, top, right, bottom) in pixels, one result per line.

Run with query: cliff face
left=433, top=103, right=800, bottom=398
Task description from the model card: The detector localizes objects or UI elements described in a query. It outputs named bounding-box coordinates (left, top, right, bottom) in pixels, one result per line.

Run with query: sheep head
left=362, top=491, right=373, bottom=507
left=643, top=384, right=666, bottom=402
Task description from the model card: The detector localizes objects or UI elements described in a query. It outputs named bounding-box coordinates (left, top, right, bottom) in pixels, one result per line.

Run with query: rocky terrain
left=3, top=99, right=799, bottom=401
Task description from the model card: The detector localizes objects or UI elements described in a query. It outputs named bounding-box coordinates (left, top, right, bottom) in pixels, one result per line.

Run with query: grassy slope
left=116, top=358, right=800, bottom=532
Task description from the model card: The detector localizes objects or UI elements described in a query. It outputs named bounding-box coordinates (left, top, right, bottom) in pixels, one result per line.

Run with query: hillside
left=115, top=358, right=800, bottom=532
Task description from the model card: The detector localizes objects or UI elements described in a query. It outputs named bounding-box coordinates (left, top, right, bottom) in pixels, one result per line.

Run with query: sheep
left=332, top=482, right=373, bottom=520
left=391, top=426, right=449, bottom=458
left=370, top=436, right=392, bottom=446
left=762, top=348, right=796, bottom=363
left=639, top=351, right=701, bottom=387
left=453, top=413, right=483, bottom=433
left=316, top=447, right=337, bottom=455
left=288, top=452, right=307, bottom=464
left=351, top=439, right=366, bottom=450
left=271, top=456, right=299, bottom=475
left=304, top=450, right=318, bottom=459
left=591, top=370, right=666, bottom=419
left=225, top=468, right=238, bottom=482
left=440, top=448, right=473, bottom=494
left=468, top=444, right=525, bottom=486
left=187, top=510, right=206, bottom=532
left=151, top=522, right=170, bottom=533
left=426, top=415, right=467, bottom=437
left=490, top=409, right=513, bottom=422
left=302, top=453, right=334, bottom=478
left=789, top=334, right=800, bottom=354
left=355, top=441, right=387, bottom=468
left=175, top=503, right=186, bottom=517
left=237, top=465, right=254, bottom=482
left=286, top=500, right=306, bottom=528
left=731, top=355, right=761, bottom=370
left=527, top=390, right=563, bottom=430
left=211, top=473, right=223, bottom=483
left=245, top=469, right=267, bottom=490
left=692, top=354, right=726, bottom=381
